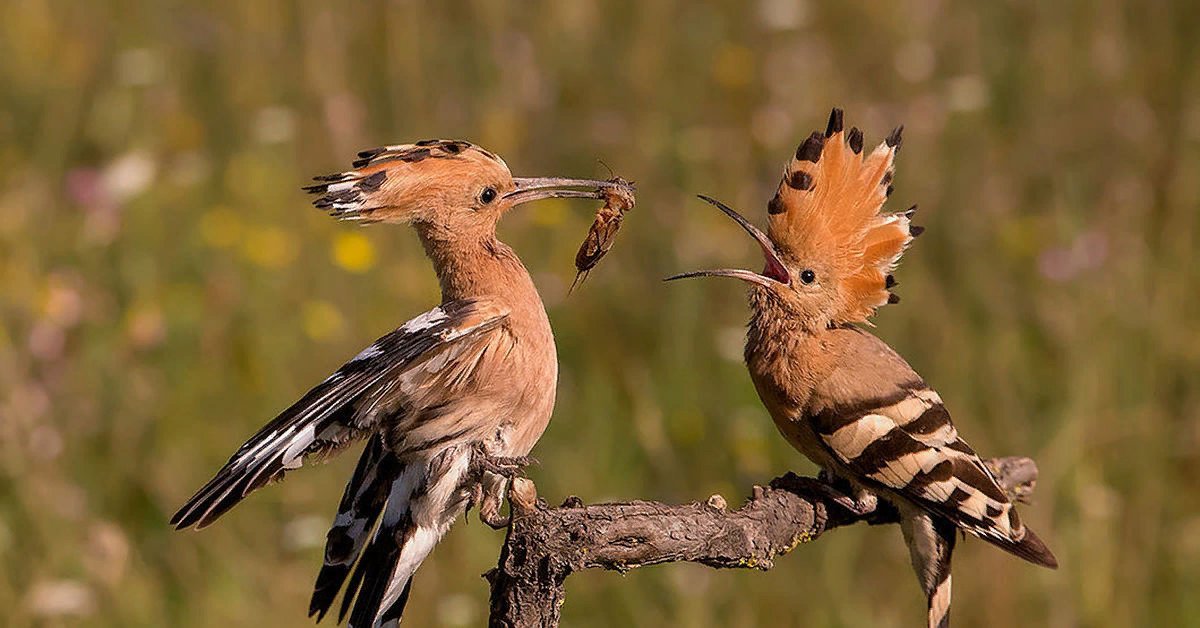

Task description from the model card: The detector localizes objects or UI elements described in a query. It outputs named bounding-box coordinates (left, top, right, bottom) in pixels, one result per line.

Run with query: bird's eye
left=800, top=269, right=816, bottom=284
left=480, top=187, right=498, bottom=204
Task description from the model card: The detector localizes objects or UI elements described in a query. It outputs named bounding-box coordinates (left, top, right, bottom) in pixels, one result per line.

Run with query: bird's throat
left=417, top=229, right=538, bottom=307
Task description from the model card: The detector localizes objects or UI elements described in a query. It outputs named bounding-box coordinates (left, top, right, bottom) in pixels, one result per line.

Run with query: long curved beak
left=664, top=195, right=791, bottom=287
left=505, top=177, right=630, bottom=205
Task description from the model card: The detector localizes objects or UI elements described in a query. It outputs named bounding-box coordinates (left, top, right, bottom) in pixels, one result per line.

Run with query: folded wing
left=813, top=380, right=1057, bottom=568
left=170, top=298, right=510, bottom=530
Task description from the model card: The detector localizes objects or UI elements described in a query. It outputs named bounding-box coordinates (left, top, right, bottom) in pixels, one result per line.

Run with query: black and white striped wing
left=812, top=385, right=1057, bottom=567
left=170, top=298, right=510, bottom=530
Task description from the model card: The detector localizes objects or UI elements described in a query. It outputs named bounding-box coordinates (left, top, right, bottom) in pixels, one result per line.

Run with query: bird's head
left=305, top=140, right=624, bottom=241
left=667, top=109, right=922, bottom=331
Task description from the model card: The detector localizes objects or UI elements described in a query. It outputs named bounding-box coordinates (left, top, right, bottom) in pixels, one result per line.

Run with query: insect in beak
left=570, top=177, right=636, bottom=292
left=664, top=195, right=791, bottom=287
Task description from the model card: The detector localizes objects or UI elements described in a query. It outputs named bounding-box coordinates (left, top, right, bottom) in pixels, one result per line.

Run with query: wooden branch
left=485, top=456, right=1040, bottom=628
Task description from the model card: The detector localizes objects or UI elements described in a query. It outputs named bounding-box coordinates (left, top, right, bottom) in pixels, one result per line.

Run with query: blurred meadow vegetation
left=2, top=1, right=1199, bottom=626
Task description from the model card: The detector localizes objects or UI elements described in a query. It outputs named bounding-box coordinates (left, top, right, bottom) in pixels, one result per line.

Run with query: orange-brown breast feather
left=767, top=109, right=921, bottom=324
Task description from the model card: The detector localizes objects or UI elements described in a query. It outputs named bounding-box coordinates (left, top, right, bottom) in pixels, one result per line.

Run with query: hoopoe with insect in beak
left=668, top=109, right=1056, bottom=627
left=170, top=139, right=633, bottom=627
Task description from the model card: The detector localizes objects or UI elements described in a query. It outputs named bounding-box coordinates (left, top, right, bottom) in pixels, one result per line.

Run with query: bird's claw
left=471, top=448, right=537, bottom=480
left=782, top=474, right=878, bottom=516
left=479, top=495, right=510, bottom=529
left=848, top=491, right=878, bottom=516
left=465, top=476, right=511, bottom=529
left=466, top=446, right=539, bottom=528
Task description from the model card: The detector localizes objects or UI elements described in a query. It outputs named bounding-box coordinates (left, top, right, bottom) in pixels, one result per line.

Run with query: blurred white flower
left=115, top=48, right=164, bottom=87
left=758, top=0, right=809, bottom=31
left=751, top=105, right=794, bottom=148
left=283, top=514, right=328, bottom=551
left=946, top=75, right=989, bottom=112
left=716, top=326, right=746, bottom=363
left=437, top=593, right=478, bottom=626
left=895, top=41, right=935, bottom=83
left=86, top=522, right=131, bottom=586
left=102, top=151, right=157, bottom=204
left=29, top=425, right=63, bottom=461
left=27, top=580, right=95, bottom=618
left=255, top=106, right=296, bottom=144
left=169, top=151, right=212, bottom=186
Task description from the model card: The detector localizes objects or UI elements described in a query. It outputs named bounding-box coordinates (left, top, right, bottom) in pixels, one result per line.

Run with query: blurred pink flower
left=65, top=168, right=111, bottom=211
left=1038, top=230, right=1110, bottom=282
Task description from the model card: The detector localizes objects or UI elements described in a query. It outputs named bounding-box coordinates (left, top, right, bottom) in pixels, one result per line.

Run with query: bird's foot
left=815, top=469, right=879, bottom=515
left=465, top=476, right=511, bottom=529
left=478, top=489, right=509, bottom=529
left=465, top=482, right=483, bottom=518
left=780, top=473, right=877, bottom=516
left=466, top=445, right=539, bottom=528
left=489, top=454, right=537, bottom=476
left=848, top=490, right=878, bottom=516
left=470, top=445, right=537, bottom=479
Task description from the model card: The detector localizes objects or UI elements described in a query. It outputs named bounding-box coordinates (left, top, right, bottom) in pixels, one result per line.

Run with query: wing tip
left=169, top=513, right=200, bottom=531
left=168, top=463, right=272, bottom=532
left=981, top=523, right=1057, bottom=569
left=168, top=496, right=228, bottom=531
left=1013, top=526, right=1059, bottom=569
left=169, top=493, right=210, bottom=530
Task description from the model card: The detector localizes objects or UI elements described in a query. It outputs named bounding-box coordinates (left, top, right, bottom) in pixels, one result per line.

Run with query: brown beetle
left=571, top=176, right=635, bottom=291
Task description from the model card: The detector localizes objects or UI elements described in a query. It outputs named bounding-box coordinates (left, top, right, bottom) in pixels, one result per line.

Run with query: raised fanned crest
left=766, top=108, right=924, bottom=324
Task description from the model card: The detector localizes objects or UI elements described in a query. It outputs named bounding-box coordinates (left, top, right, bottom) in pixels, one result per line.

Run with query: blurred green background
left=2, top=1, right=1198, bottom=626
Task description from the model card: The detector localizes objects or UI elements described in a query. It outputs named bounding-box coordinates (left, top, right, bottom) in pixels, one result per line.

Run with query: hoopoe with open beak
left=171, top=139, right=632, bottom=627
left=668, top=109, right=1056, bottom=627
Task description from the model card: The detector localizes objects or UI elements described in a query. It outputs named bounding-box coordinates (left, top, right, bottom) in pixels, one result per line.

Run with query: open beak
left=664, top=195, right=791, bottom=288
left=505, top=177, right=628, bottom=205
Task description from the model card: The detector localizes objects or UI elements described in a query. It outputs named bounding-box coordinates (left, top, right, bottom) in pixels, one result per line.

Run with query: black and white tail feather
left=309, top=434, right=397, bottom=622
left=900, top=510, right=957, bottom=628
left=319, top=445, right=472, bottom=628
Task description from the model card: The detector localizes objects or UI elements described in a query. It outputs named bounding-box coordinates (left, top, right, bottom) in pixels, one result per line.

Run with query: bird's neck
left=418, top=228, right=541, bottom=308
left=745, top=291, right=835, bottom=410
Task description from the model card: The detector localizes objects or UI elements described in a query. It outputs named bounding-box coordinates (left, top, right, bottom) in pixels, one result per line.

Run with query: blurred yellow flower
left=302, top=300, right=345, bottom=341
left=242, top=226, right=297, bottom=268
left=124, top=303, right=166, bottom=349
left=198, top=208, right=242, bottom=249
left=165, top=112, right=205, bottom=151
left=332, top=231, right=377, bottom=273
left=711, top=44, right=754, bottom=89
left=40, top=276, right=82, bottom=327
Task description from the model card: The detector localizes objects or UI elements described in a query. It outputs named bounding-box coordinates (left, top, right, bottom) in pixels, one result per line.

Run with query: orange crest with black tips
left=767, top=109, right=922, bottom=324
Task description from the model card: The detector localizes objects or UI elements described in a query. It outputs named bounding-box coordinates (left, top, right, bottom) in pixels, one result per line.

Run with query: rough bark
left=485, top=456, right=1041, bottom=628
